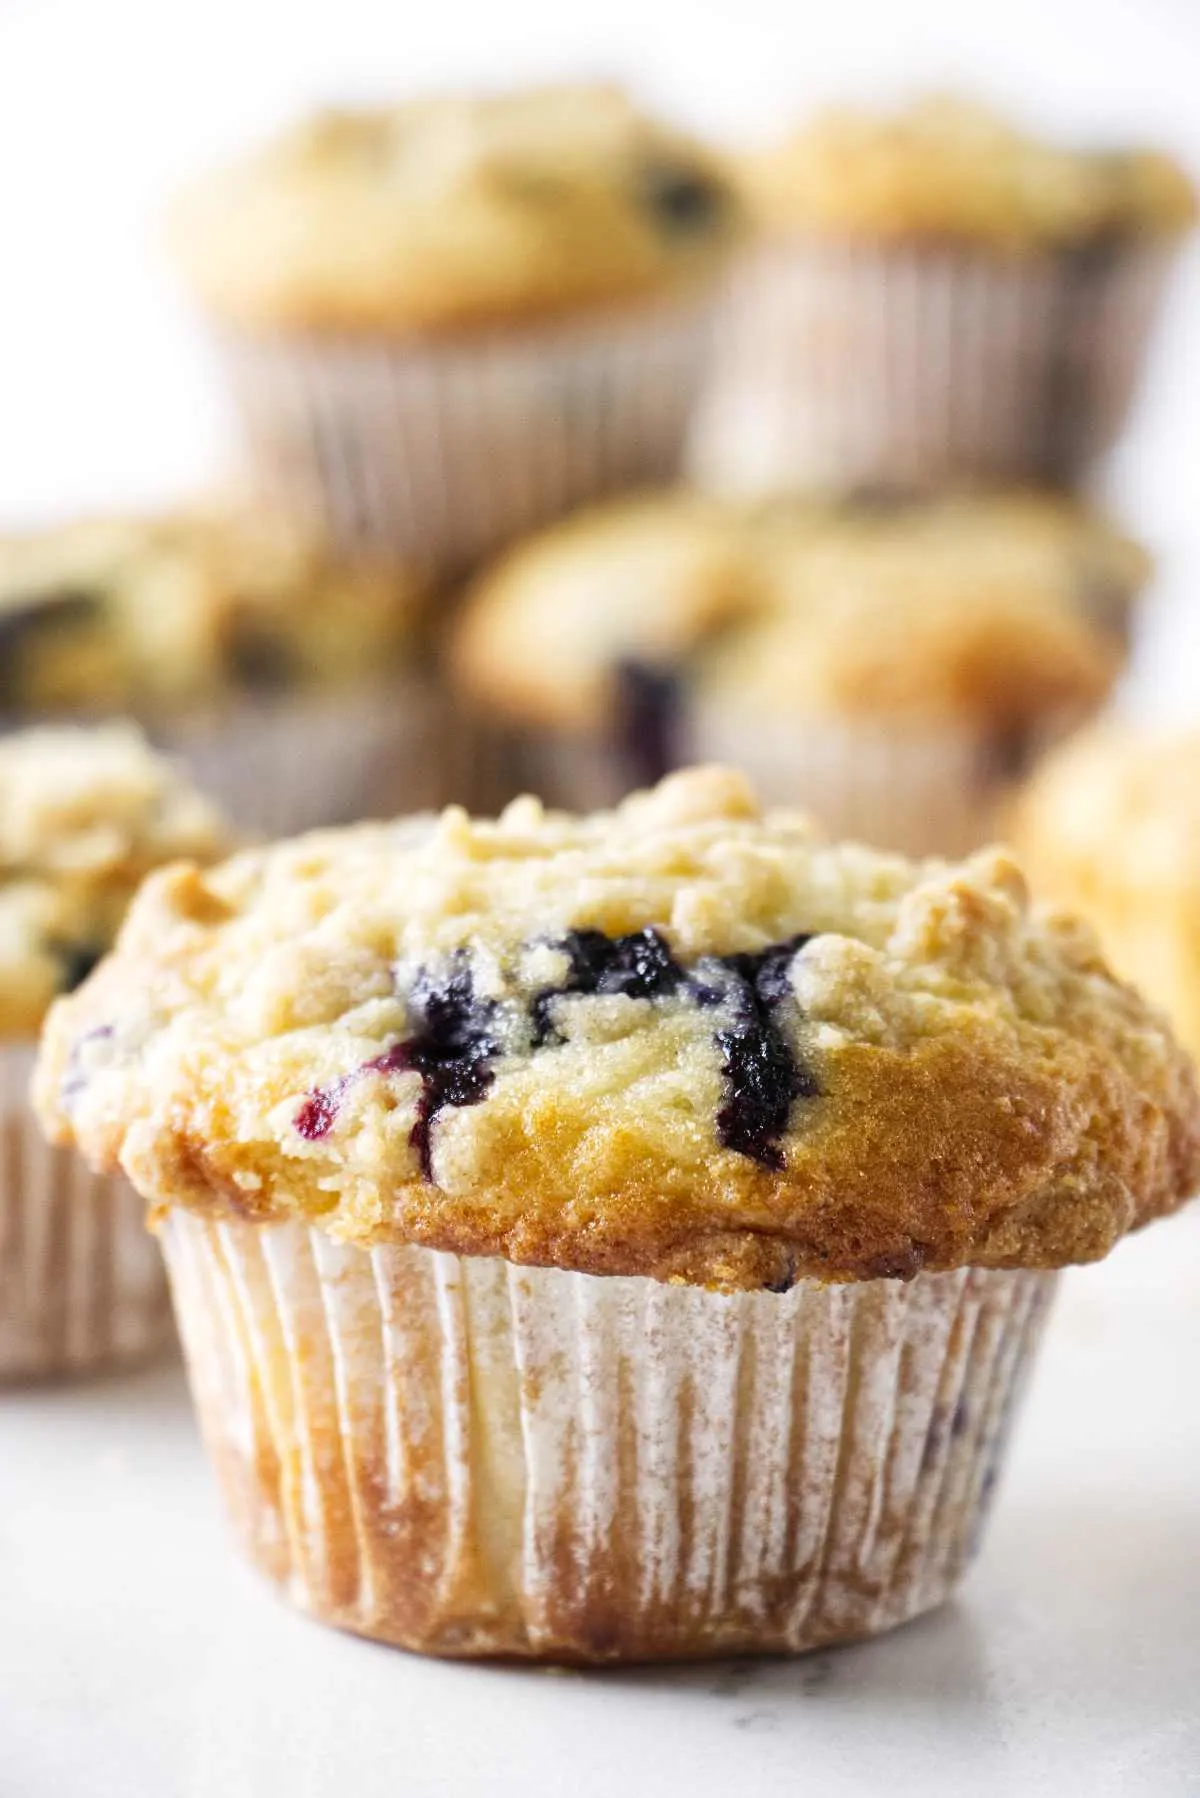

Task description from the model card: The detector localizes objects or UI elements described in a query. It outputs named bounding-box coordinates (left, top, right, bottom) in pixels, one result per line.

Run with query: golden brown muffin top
left=451, top=489, right=1146, bottom=734
left=747, top=96, right=1195, bottom=248
left=170, top=84, right=742, bottom=333
left=0, top=508, right=420, bottom=717
left=1010, top=726, right=1200, bottom=1057
left=1, top=725, right=229, bottom=1038
left=1012, top=725, right=1200, bottom=890
left=35, top=767, right=1200, bottom=1288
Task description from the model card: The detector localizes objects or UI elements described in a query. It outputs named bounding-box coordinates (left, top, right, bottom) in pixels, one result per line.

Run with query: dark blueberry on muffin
left=532, top=925, right=686, bottom=1047
left=638, top=160, right=728, bottom=234
left=613, top=657, right=685, bottom=788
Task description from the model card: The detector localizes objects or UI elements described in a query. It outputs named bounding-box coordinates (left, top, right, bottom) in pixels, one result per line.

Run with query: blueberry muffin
left=451, top=488, right=1147, bottom=854
left=1010, top=725, right=1200, bottom=1063
left=35, top=767, right=1200, bottom=1657
left=171, top=84, right=743, bottom=568
left=749, top=96, right=1193, bottom=248
left=0, top=507, right=438, bottom=833
left=2, top=724, right=228, bottom=1377
left=693, top=95, right=1195, bottom=493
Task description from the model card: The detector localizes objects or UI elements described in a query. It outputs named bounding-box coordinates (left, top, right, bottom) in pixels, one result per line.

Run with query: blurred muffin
left=34, top=767, right=1200, bottom=1656
left=693, top=96, right=1194, bottom=493
left=1, top=723, right=229, bottom=1377
left=0, top=507, right=438, bottom=834
left=1010, top=725, right=1200, bottom=1061
left=171, top=84, right=743, bottom=571
left=451, top=488, right=1147, bottom=854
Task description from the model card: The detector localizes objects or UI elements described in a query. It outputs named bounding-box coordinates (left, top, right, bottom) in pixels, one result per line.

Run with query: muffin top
left=0, top=509, right=420, bottom=717
left=1011, top=726, right=1200, bottom=896
left=1, top=725, right=228, bottom=1038
left=170, top=84, right=742, bottom=333
left=451, top=489, right=1145, bottom=735
left=748, top=96, right=1195, bottom=248
left=36, top=766, right=1200, bottom=1289
left=1009, top=727, right=1200, bottom=1060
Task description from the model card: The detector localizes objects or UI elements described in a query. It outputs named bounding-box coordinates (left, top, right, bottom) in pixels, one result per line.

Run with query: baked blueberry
left=531, top=926, right=685, bottom=1045
left=701, top=938, right=818, bottom=1169
left=612, top=658, right=684, bottom=788
left=638, top=160, right=727, bottom=234
left=297, top=956, right=502, bottom=1178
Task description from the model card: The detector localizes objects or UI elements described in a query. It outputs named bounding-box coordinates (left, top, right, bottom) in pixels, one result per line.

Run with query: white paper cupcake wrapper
left=0, top=1045, right=171, bottom=1380
left=688, top=712, right=1026, bottom=858
left=450, top=718, right=624, bottom=820
left=455, top=713, right=1036, bottom=859
left=162, top=1212, right=1055, bottom=1662
left=691, top=237, right=1177, bottom=493
left=212, top=293, right=717, bottom=575
left=145, top=678, right=443, bottom=839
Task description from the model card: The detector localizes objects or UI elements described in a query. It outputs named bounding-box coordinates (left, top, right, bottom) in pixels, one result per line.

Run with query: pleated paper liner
left=0, top=1046, right=172, bottom=1381
left=211, top=289, right=717, bottom=577
left=147, top=676, right=446, bottom=838
left=691, top=238, right=1178, bottom=495
left=163, top=1211, right=1055, bottom=1663
left=453, top=710, right=1049, bottom=860
left=0, top=676, right=446, bottom=843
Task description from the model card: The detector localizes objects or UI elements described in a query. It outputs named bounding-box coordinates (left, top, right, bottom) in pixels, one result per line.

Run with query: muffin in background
left=0, top=507, right=438, bottom=835
left=450, top=487, right=1147, bottom=855
left=692, top=96, right=1194, bottom=495
left=0, top=724, right=229, bottom=1378
left=34, top=767, right=1200, bottom=1658
left=171, top=85, right=743, bottom=572
left=1010, top=725, right=1200, bottom=1062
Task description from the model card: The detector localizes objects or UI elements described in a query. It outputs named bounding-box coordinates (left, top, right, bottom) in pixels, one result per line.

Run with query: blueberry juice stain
left=694, top=937, right=817, bottom=1169
left=294, top=956, right=502, bottom=1178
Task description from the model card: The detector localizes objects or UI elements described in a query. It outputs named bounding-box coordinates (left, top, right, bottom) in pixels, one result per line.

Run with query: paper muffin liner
left=0, top=1045, right=171, bottom=1381
left=210, top=291, right=717, bottom=575
left=450, top=718, right=624, bottom=820
left=688, top=711, right=1036, bottom=858
left=161, top=1210, right=1055, bottom=1662
left=145, top=676, right=444, bottom=839
left=454, top=713, right=1038, bottom=859
left=690, top=236, right=1178, bottom=494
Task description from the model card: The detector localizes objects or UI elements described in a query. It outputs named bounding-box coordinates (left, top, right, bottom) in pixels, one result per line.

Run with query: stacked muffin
left=156, top=83, right=1191, bottom=857
left=171, top=84, right=744, bottom=572
left=693, top=96, right=1194, bottom=492
left=3, top=84, right=744, bottom=846
left=451, top=487, right=1149, bottom=853
left=0, top=509, right=435, bottom=835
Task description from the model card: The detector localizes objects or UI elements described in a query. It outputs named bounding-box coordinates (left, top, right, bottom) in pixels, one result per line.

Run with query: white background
left=0, top=7, right=1199, bottom=1793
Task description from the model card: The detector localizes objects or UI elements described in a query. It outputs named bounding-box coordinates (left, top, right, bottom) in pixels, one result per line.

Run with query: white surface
left=1, top=1219, right=1198, bottom=1798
